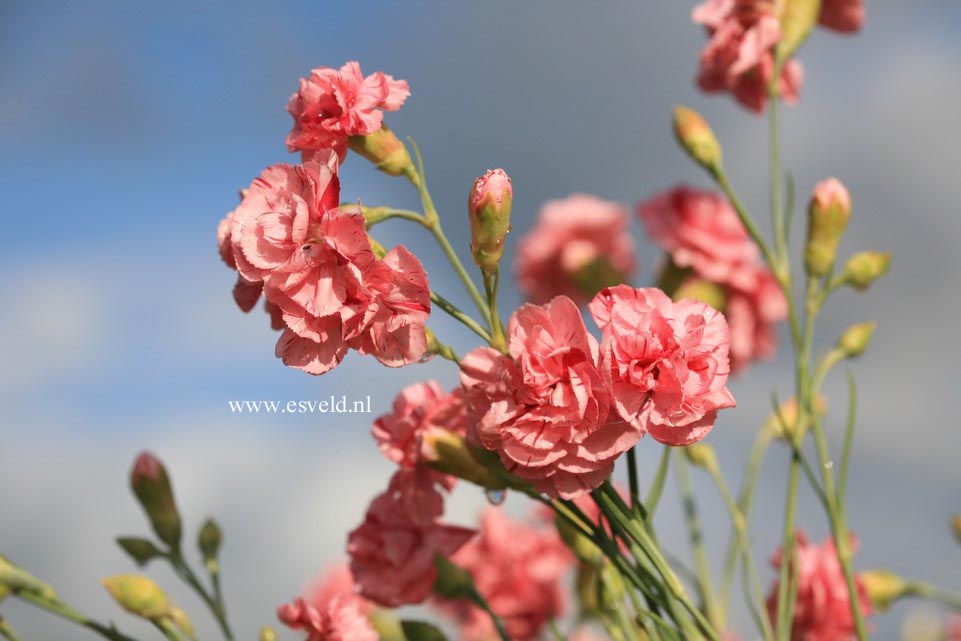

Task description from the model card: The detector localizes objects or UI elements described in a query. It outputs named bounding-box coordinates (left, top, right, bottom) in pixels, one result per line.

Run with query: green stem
left=713, top=170, right=781, bottom=282
left=430, top=291, right=491, bottom=342
left=469, top=589, right=511, bottom=641
left=483, top=268, right=507, bottom=352
left=0, top=618, right=23, bottom=641
left=645, top=446, right=671, bottom=516
left=547, top=620, right=567, bottom=641
left=170, top=553, right=233, bottom=641
left=907, top=582, right=961, bottom=610
left=769, top=96, right=789, bottom=275
left=627, top=447, right=641, bottom=517
left=675, top=453, right=721, bottom=632
left=407, top=139, right=491, bottom=324
left=15, top=591, right=142, bottom=641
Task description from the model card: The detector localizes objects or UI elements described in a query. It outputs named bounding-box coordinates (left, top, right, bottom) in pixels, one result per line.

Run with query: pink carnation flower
left=373, top=381, right=469, bottom=468
left=638, top=186, right=787, bottom=373
left=819, top=0, right=865, bottom=34
left=347, top=487, right=475, bottom=607
left=223, top=151, right=429, bottom=375
left=589, top=286, right=736, bottom=446
left=765, top=532, right=872, bottom=641
left=460, top=296, right=639, bottom=499
left=276, top=596, right=376, bottom=641
left=438, top=509, right=573, bottom=641
left=302, top=563, right=371, bottom=615
left=692, top=0, right=804, bottom=112
left=287, top=61, right=410, bottom=161
left=516, top=194, right=636, bottom=306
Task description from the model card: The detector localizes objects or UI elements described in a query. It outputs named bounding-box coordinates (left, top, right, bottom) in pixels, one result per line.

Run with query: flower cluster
left=638, top=186, right=787, bottom=372
left=461, top=288, right=735, bottom=499
left=277, top=564, right=376, bottom=641
left=693, top=0, right=864, bottom=112
left=218, top=64, right=429, bottom=376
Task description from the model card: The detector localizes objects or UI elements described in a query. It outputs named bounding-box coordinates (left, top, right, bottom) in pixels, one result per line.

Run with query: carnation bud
left=348, top=126, right=416, bottom=179
left=776, top=0, right=821, bottom=60
left=116, top=537, right=164, bottom=567
left=555, top=514, right=604, bottom=567
left=570, top=256, right=629, bottom=302
left=673, top=106, right=722, bottom=174
left=861, top=569, right=909, bottom=612
left=169, top=607, right=195, bottom=637
left=950, top=515, right=961, bottom=544
left=804, top=178, right=851, bottom=277
left=101, top=575, right=172, bottom=620
left=840, top=251, right=891, bottom=291
left=683, top=443, right=718, bottom=472
left=0, top=555, right=57, bottom=600
left=468, top=169, right=512, bottom=272
left=368, top=611, right=406, bottom=641
left=837, top=322, right=876, bottom=358
left=259, top=627, right=278, bottom=641
left=198, top=519, right=222, bottom=571
left=422, top=430, right=508, bottom=491
left=130, top=452, right=182, bottom=550
left=763, top=395, right=828, bottom=441
left=673, top=278, right=727, bottom=312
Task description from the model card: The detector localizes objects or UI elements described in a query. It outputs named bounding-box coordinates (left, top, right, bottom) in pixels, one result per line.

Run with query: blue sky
left=2, top=1, right=961, bottom=639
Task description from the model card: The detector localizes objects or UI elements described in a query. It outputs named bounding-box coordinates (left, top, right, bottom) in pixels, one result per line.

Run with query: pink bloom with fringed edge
left=460, top=296, right=640, bottom=499
left=286, top=61, right=410, bottom=161
left=347, top=488, right=475, bottom=608
left=589, top=286, right=735, bottom=446
left=819, top=0, right=865, bottom=34
left=276, top=596, right=376, bottom=641
left=638, top=186, right=786, bottom=374
left=438, top=509, right=573, bottom=641
left=692, top=0, right=803, bottom=113
left=303, top=563, right=372, bottom=616
left=516, top=194, right=636, bottom=306
left=639, top=186, right=759, bottom=290
left=765, top=532, right=872, bottom=641
left=373, top=380, right=468, bottom=469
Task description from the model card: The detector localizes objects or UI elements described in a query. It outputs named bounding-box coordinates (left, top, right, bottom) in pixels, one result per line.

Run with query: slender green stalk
left=906, top=582, right=961, bottom=610
left=627, top=447, right=641, bottom=515
left=469, top=589, right=511, bottom=641
left=482, top=268, right=507, bottom=352
left=837, top=370, right=858, bottom=506
left=170, top=552, right=233, bottom=641
left=675, top=453, right=721, bottom=632
left=14, top=591, right=141, bottom=641
left=768, top=96, right=789, bottom=274
left=430, top=291, right=491, bottom=342
left=714, top=171, right=781, bottom=279
left=407, top=139, right=491, bottom=324
left=645, top=447, right=671, bottom=516
left=547, top=620, right=567, bottom=641
left=0, top=618, right=23, bottom=641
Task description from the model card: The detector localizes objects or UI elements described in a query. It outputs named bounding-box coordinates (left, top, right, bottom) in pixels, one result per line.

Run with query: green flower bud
left=130, top=452, right=182, bottom=550
left=422, top=430, right=506, bottom=491
left=198, top=519, right=222, bottom=568
left=0, top=555, right=57, bottom=599
left=683, top=443, right=718, bottom=472
left=259, top=627, right=278, bottom=641
left=805, top=178, right=851, bottom=277
left=840, top=251, right=891, bottom=291
left=777, top=0, right=822, bottom=61
left=861, top=569, right=908, bottom=612
left=673, top=106, right=722, bottom=174
left=348, top=126, right=415, bottom=179
left=468, top=169, right=512, bottom=272
left=837, top=322, right=876, bottom=358
left=101, top=575, right=172, bottom=620
left=673, top=278, right=727, bottom=312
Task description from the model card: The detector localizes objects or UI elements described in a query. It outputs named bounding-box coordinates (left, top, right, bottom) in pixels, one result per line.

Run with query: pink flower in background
left=373, top=380, right=468, bottom=469
left=303, top=563, right=371, bottom=615
left=287, top=61, right=410, bottom=161
left=347, top=489, right=475, bottom=607
left=692, top=0, right=803, bottom=112
left=819, top=0, right=865, bottom=33
left=638, top=186, right=758, bottom=290
left=947, top=617, right=961, bottom=641
left=765, top=532, right=872, bottom=641
left=516, top=194, right=636, bottom=305
left=460, top=296, right=639, bottom=499
left=589, top=286, right=736, bottom=446
left=438, top=509, right=572, bottom=641
left=277, top=596, right=377, bottom=641
left=638, top=186, right=787, bottom=373
left=725, top=266, right=787, bottom=372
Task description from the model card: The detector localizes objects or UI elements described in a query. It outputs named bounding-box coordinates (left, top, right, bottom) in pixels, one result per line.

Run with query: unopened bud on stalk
left=950, top=515, right=961, bottom=544
left=468, top=169, right=512, bottom=272
left=840, top=251, right=891, bottom=291
left=805, top=178, right=851, bottom=277
left=348, top=126, right=415, bottom=178
left=0, top=555, right=57, bottom=599
left=259, top=627, right=278, bottom=641
left=673, top=106, right=722, bottom=174
left=130, top=452, right=182, bottom=550
left=422, top=430, right=508, bottom=491
left=683, top=443, right=718, bottom=472
left=101, top=575, right=173, bottom=620
left=198, top=519, right=222, bottom=571
left=837, top=322, right=876, bottom=358
left=170, top=607, right=195, bottom=637
left=673, top=278, right=727, bottom=312
left=861, top=569, right=909, bottom=612
left=763, top=396, right=828, bottom=441
left=556, top=514, right=604, bottom=567
left=776, top=0, right=821, bottom=60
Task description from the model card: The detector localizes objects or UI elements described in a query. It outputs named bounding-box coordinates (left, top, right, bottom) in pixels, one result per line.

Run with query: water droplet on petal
left=485, top=489, right=506, bottom=505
